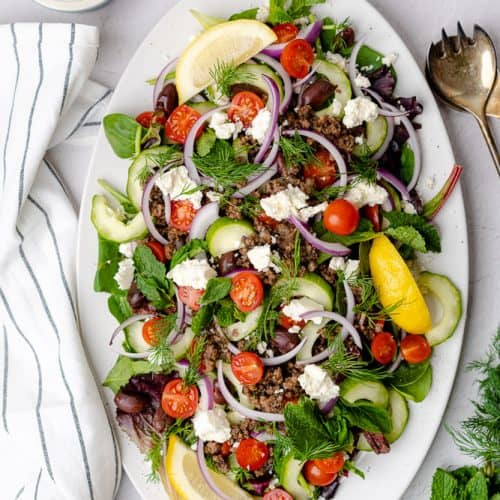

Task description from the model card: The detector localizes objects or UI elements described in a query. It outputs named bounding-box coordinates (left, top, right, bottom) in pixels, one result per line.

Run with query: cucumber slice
left=171, top=327, right=196, bottom=360
left=417, top=272, right=462, bottom=346
left=340, top=378, right=389, bottom=408
left=221, top=362, right=253, bottom=408
left=281, top=457, right=313, bottom=500
left=226, top=306, right=263, bottom=341
left=314, top=59, right=352, bottom=117
left=126, top=146, right=172, bottom=210
left=296, top=320, right=327, bottom=361
left=385, top=389, right=409, bottom=443
left=356, top=433, right=373, bottom=451
left=206, top=217, right=255, bottom=257
left=293, top=273, right=334, bottom=311
left=394, top=364, right=432, bottom=402
left=379, top=180, right=402, bottom=212
left=91, top=195, right=147, bottom=243
left=353, top=115, right=388, bottom=157
left=125, top=320, right=150, bottom=353
left=189, top=101, right=218, bottom=114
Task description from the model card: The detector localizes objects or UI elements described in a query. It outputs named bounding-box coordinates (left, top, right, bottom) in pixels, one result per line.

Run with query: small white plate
left=33, top=0, right=109, bottom=12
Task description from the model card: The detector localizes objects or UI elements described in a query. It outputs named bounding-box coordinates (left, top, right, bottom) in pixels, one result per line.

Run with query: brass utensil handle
left=476, top=114, right=500, bottom=176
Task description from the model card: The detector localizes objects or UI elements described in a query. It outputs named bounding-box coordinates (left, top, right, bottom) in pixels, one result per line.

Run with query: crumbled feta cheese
left=114, top=258, right=134, bottom=290
left=209, top=111, right=239, bottom=139
left=246, top=108, right=272, bottom=143
left=260, top=185, right=325, bottom=222
left=256, top=341, right=267, bottom=355
left=206, top=191, right=222, bottom=202
left=354, top=135, right=364, bottom=145
left=271, top=235, right=277, bottom=245
left=330, top=98, right=343, bottom=117
left=342, top=96, right=379, bottom=128
left=402, top=200, right=417, bottom=214
left=167, top=258, right=216, bottom=290
left=190, top=442, right=198, bottom=451
left=344, top=259, right=359, bottom=279
left=382, top=52, right=398, bottom=66
left=294, top=16, right=310, bottom=26
left=247, top=244, right=280, bottom=272
left=298, top=364, right=340, bottom=403
left=329, top=256, right=346, bottom=271
left=354, top=73, right=371, bottom=88
left=282, top=297, right=324, bottom=326
left=325, top=52, right=348, bottom=71
left=119, top=241, right=137, bottom=258
left=212, top=89, right=230, bottom=106
left=360, top=65, right=374, bottom=72
left=155, top=165, right=202, bottom=209
left=265, top=349, right=274, bottom=358
left=288, top=325, right=302, bottom=334
left=256, top=1, right=269, bottom=22
left=344, top=178, right=388, bottom=207
left=193, top=407, right=231, bottom=443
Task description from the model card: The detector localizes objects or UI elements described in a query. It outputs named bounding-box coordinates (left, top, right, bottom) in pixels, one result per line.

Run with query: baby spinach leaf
left=107, top=294, right=132, bottom=323
left=200, top=278, right=232, bottom=306
left=400, top=143, right=415, bottom=185
left=191, top=304, right=214, bottom=335
left=103, top=356, right=159, bottom=393
left=103, top=113, right=144, bottom=159
left=390, top=360, right=430, bottom=388
left=94, top=237, right=123, bottom=295
left=337, top=399, right=392, bottom=434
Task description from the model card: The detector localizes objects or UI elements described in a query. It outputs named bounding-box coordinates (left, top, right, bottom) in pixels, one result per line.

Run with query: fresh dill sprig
left=182, top=335, right=207, bottom=387
left=279, top=131, right=318, bottom=170
left=136, top=147, right=183, bottom=184
left=312, top=184, right=350, bottom=202
left=218, top=191, right=261, bottom=219
left=147, top=315, right=177, bottom=371
left=230, top=466, right=253, bottom=485
left=349, top=150, right=378, bottom=184
left=209, top=59, right=256, bottom=97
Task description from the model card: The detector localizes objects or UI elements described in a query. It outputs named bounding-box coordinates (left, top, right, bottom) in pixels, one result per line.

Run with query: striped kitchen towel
left=0, top=24, right=119, bottom=500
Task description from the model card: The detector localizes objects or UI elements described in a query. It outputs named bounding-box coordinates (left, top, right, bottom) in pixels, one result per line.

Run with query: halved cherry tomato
left=177, top=286, right=204, bottom=311
left=228, top=91, right=264, bottom=127
left=323, top=199, right=360, bottom=235
left=142, top=317, right=162, bottom=346
left=136, top=110, right=166, bottom=128
left=220, top=441, right=232, bottom=457
left=280, top=39, right=315, bottom=78
left=165, top=104, right=201, bottom=144
left=303, top=149, right=337, bottom=189
left=231, top=352, right=264, bottom=385
left=272, top=23, right=300, bottom=44
left=146, top=241, right=166, bottom=263
left=161, top=378, right=199, bottom=419
left=235, top=438, right=269, bottom=471
left=278, top=312, right=306, bottom=331
left=170, top=200, right=197, bottom=231
left=257, top=211, right=278, bottom=229
left=263, top=489, right=293, bottom=500
left=363, top=205, right=381, bottom=232
left=303, top=460, right=337, bottom=486
left=230, top=271, right=264, bottom=313
left=400, top=334, right=432, bottom=364
left=313, top=453, right=345, bottom=475
left=371, top=332, right=397, bottom=365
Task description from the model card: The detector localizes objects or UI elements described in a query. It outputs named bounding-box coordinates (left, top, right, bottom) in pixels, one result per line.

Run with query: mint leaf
left=268, top=0, right=292, bottom=24
left=94, top=237, right=122, bottom=295
left=338, top=399, right=392, bottom=434
left=107, top=294, right=132, bottom=323
left=200, top=278, right=232, bottom=306
left=103, top=356, right=158, bottom=393
left=385, top=225, right=427, bottom=252
left=464, top=471, right=489, bottom=500
left=288, top=0, right=326, bottom=19
left=170, top=239, right=208, bottom=269
left=431, top=468, right=459, bottom=500
left=400, top=143, right=415, bottom=185
left=191, top=304, right=214, bottom=335
left=216, top=298, right=246, bottom=327
left=229, top=8, right=258, bottom=20
left=196, top=129, right=216, bottom=157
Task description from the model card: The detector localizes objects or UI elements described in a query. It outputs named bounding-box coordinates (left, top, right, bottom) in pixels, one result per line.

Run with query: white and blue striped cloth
left=0, top=23, right=119, bottom=500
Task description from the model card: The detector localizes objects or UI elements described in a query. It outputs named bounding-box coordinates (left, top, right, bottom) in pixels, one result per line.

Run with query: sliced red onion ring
left=197, top=440, right=233, bottom=500
left=251, top=431, right=275, bottom=442
left=319, top=397, right=338, bottom=414
left=174, top=287, right=186, bottom=336
left=198, top=376, right=214, bottom=411
left=288, top=216, right=351, bottom=256
left=189, top=202, right=219, bottom=240
left=222, top=268, right=257, bottom=278
left=349, top=35, right=368, bottom=98
left=153, top=57, right=177, bottom=108
left=363, top=88, right=410, bottom=118
left=217, top=361, right=285, bottom=422
left=254, top=76, right=280, bottom=164
left=253, top=53, right=292, bottom=114
left=263, top=129, right=280, bottom=167
left=282, top=129, right=348, bottom=186
left=293, top=63, right=320, bottom=90
left=377, top=168, right=411, bottom=201
left=233, top=163, right=278, bottom=198
left=109, top=314, right=155, bottom=358
left=184, top=105, right=230, bottom=184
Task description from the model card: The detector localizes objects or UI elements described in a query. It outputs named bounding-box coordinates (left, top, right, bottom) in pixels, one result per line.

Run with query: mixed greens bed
left=91, top=1, right=464, bottom=498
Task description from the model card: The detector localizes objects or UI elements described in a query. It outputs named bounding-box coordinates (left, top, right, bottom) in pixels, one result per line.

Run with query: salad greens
left=103, top=113, right=144, bottom=159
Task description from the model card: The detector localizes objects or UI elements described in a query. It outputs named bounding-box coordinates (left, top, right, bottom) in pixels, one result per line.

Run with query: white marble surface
left=2, top=0, right=499, bottom=498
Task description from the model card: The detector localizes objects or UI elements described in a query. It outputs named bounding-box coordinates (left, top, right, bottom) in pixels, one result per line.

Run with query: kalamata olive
left=218, top=251, right=236, bottom=276
left=301, top=79, right=336, bottom=110
left=156, top=83, right=178, bottom=117
left=213, top=381, right=226, bottom=405
left=114, top=391, right=148, bottom=414
left=271, top=329, right=300, bottom=354
left=127, top=282, right=147, bottom=310
left=339, top=27, right=355, bottom=47
left=230, top=83, right=267, bottom=100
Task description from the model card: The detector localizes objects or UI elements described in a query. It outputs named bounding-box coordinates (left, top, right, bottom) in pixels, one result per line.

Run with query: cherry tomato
left=303, top=460, right=337, bottom=486
left=362, top=204, right=381, bottom=232
left=170, top=200, right=197, bottom=232
left=280, top=39, right=315, bottom=78
left=231, top=352, right=264, bottom=385
left=146, top=241, right=166, bottom=263
left=142, top=317, right=162, bottom=346
left=165, top=104, right=201, bottom=144
left=263, top=489, right=294, bottom=500
left=400, top=334, right=432, bottom=364
left=278, top=312, right=306, bottom=331
left=220, top=441, right=232, bottom=457
left=323, top=199, right=360, bottom=235
left=313, top=453, right=345, bottom=475
left=177, top=286, right=204, bottom=311
left=230, top=271, right=264, bottom=313
left=228, top=91, right=265, bottom=127
left=272, top=23, right=300, bottom=44
left=371, top=332, right=397, bottom=365
left=235, top=438, right=269, bottom=471
left=136, top=111, right=154, bottom=128
left=257, top=211, right=278, bottom=228
left=303, top=149, right=337, bottom=189
left=161, top=378, right=199, bottom=419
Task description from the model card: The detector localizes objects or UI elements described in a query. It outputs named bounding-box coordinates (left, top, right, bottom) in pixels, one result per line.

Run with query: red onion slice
left=232, top=163, right=278, bottom=198
left=217, top=361, right=285, bottom=422
left=197, top=440, right=233, bottom=500
left=222, top=268, right=257, bottom=278
left=198, top=376, right=214, bottom=411
left=174, top=286, right=186, bottom=336
left=363, top=88, right=409, bottom=117
left=288, top=216, right=351, bottom=256
left=254, top=76, right=280, bottom=163
left=188, top=202, right=219, bottom=240
left=250, top=431, right=275, bottom=442
left=263, top=129, right=280, bottom=167
left=293, top=63, right=320, bottom=90
left=282, top=129, right=348, bottom=186
left=184, top=105, right=230, bottom=184
left=377, top=168, right=411, bottom=201
left=319, top=397, right=338, bottom=414
left=153, top=57, right=177, bottom=108
left=253, top=54, right=292, bottom=114
left=349, top=35, right=368, bottom=98
left=109, top=314, right=155, bottom=358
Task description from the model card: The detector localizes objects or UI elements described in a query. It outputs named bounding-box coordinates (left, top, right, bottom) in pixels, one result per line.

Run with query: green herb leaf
left=431, top=468, right=459, bottom=500
left=169, top=239, right=208, bottom=270
left=196, top=129, right=217, bottom=157
left=209, top=60, right=256, bottom=98
left=103, top=113, right=144, bottom=159
left=107, top=294, right=133, bottom=323
left=320, top=17, right=351, bottom=53
left=279, top=131, right=318, bottom=170
left=337, top=399, right=393, bottom=434
left=385, top=225, right=427, bottom=253
left=390, top=360, right=430, bottom=388
left=103, top=356, right=159, bottom=393
left=464, top=471, right=489, bottom=500
left=229, top=8, right=258, bottom=20
left=98, top=179, right=138, bottom=215
left=94, top=237, right=123, bottom=295
left=200, top=278, right=232, bottom=306
left=191, top=304, right=215, bottom=335
left=400, top=143, right=415, bottom=185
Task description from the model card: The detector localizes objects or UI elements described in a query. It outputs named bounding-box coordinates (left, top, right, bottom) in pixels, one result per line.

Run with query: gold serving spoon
left=427, top=23, right=499, bottom=175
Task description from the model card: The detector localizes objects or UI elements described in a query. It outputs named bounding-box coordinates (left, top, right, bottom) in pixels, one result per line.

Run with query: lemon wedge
left=164, top=435, right=252, bottom=500
left=175, top=20, right=277, bottom=103
left=369, top=235, right=432, bottom=334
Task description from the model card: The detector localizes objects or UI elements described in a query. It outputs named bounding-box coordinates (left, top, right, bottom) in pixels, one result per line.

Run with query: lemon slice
left=175, top=20, right=278, bottom=103
left=369, top=235, right=432, bottom=334
left=164, top=435, right=253, bottom=500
